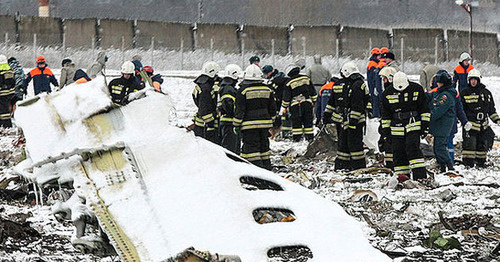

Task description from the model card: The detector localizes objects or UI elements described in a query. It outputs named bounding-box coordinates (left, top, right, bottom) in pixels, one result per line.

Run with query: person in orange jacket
left=453, top=52, right=474, bottom=92
left=367, top=48, right=381, bottom=117
left=143, top=66, right=164, bottom=92
left=24, top=56, right=58, bottom=95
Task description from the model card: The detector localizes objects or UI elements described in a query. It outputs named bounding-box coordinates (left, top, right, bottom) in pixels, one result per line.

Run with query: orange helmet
left=143, top=65, right=154, bottom=73
left=380, top=47, right=389, bottom=54
left=36, top=55, right=46, bottom=63
left=370, top=48, right=381, bottom=55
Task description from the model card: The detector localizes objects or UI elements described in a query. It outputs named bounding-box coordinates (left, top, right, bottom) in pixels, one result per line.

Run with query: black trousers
left=392, top=131, right=426, bottom=180
left=194, top=125, right=218, bottom=144
left=462, top=131, right=487, bottom=167
left=0, top=95, right=13, bottom=128
left=241, top=129, right=272, bottom=170
left=335, top=125, right=366, bottom=171
left=220, top=123, right=240, bottom=155
left=290, top=102, right=314, bottom=142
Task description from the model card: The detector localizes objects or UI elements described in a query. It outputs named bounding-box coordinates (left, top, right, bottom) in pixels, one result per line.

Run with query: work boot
left=440, top=164, right=447, bottom=173
left=446, top=162, right=455, bottom=171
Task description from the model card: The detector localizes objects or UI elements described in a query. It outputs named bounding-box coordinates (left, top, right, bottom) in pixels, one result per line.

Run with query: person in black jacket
left=460, top=69, right=500, bottom=167
left=108, top=61, right=142, bottom=107
left=331, top=61, right=370, bottom=171
left=192, top=61, right=221, bottom=143
left=263, top=65, right=291, bottom=138
left=218, top=64, right=242, bottom=154
left=0, top=54, right=15, bottom=128
left=381, top=72, right=430, bottom=180
left=281, top=64, right=317, bottom=142
left=233, top=64, right=276, bottom=170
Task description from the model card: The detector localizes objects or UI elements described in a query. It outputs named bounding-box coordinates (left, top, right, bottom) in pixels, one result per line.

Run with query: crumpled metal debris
left=168, top=247, right=241, bottom=262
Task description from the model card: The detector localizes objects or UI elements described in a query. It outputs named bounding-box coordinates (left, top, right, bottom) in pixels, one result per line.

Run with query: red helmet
left=370, top=48, right=381, bottom=55
left=36, top=55, right=46, bottom=63
left=144, top=66, right=154, bottom=73
left=380, top=47, right=389, bottom=54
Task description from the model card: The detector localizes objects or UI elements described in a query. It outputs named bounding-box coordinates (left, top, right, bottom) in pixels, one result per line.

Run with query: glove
left=323, top=116, right=333, bottom=125
left=233, top=126, right=241, bottom=135
left=420, top=129, right=429, bottom=139
left=367, top=110, right=374, bottom=119
left=273, top=117, right=282, bottom=128
left=315, top=118, right=321, bottom=127
left=495, top=120, right=500, bottom=125
left=464, top=122, right=472, bottom=132
left=279, top=107, right=286, bottom=115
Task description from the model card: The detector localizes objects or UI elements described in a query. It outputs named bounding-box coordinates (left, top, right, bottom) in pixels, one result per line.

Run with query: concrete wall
left=63, top=19, right=97, bottom=48
left=291, top=26, right=339, bottom=56
left=195, top=24, right=239, bottom=53
left=242, top=26, right=288, bottom=56
left=0, top=15, right=17, bottom=43
left=135, top=21, right=193, bottom=50
left=18, top=16, right=62, bottom=46
left=392, top=28, right=444, bottom=63
left=98, top=19, right=133, bottom=49
left=447, top=30, right=498, bottom=64
left=340, top=27, right=389, bottom=59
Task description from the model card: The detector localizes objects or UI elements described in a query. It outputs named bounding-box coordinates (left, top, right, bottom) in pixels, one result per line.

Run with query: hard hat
left=143, top=66, right=154, bottom=73
left=379, top=66, right=398, bottom=83
left=370, top=48, right=381, bottom=55
left=36, top=55, right=46, bottom=63
left=0, top=54, right=7, bottom=65
left=249, top=56, right=260, bottom=64
left=224, top=64, right=242, bottom=80
left=467, top=68, right=481, bottom=81
left=459, top=52, right=472, bottom=62
left=201, top=61, right=221, bottom=78
left=380, top=47, right=389, bottom=54
left=285, top=64, right=300, bottom=77
left=340, top=61, right=360, bottom=78
left=261, top=65, right=274, bottom=75
left=435, top=70, right=452, bottom=86
left=243, top=64, right=262, bottom=80
left=393, top=72, right=409, bottom=92
left=121, top=61, right=135, bottom=74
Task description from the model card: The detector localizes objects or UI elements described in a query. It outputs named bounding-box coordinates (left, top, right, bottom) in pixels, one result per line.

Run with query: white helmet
left=295, top=58, right=306, bottom=69
left=393, top=72, right=409, bottom=92
left=121, top=61, right=135, bottom=74
left=340, top=61, right=359, bottom=78
left=467, top=68, right=481, bottom=81
left=459, top=52, right=472, bottom=62
left=243, top=64, right=262, bottom=80
left=0, top=54, right=7, bottom=65
left=379, top=67, right=398, bottom=83
left=224, top=64, right=242, bottom=80
left=201, top=61, right=221, bottom=78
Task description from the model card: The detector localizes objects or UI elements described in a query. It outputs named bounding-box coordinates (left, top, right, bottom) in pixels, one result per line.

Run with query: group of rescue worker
left=191, top=50, right=499, bottom=179
left=0, top=52, right=164, bottom=128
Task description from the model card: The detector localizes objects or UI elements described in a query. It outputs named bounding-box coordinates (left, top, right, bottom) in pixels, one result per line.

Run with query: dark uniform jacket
left=461, top=82, right=499, bottom=133
left=268, top=70, right=287, bottom=111
left=281, top=74, right=317, bottom=108
left=0, top=66, right=15, bottom=97
left=192, top=75, right=218, bottom=128
left=25, top=66, right=58, bottom=95
left=366, top=55, right=379, bottom=93
left=233, top=80, right=276, bottom=131
left=344, top=73, right=370, bottom=129
left=381, top=82, right=430, bottom=136
left=429, top=84, right=457, bottom=137
left=217, top=77, right=238, bottom=124
left=107, top=76, right=142, bottom=106
left=323, top=79, right=347, bottom=124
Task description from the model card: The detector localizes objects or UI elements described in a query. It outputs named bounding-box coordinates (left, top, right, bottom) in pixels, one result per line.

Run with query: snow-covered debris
left=12, top=79, right=390, bottom=261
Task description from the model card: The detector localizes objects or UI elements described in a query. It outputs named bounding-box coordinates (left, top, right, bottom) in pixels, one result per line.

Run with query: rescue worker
left=307, top=55, right=332, bottom=95
left=87, top=51, right=108, bottom=79
left=381, top=52, right=399, bottom=71
left=59, top=58, right=76, bottom=89
left=461, top=69, right=500, bottom=167
left=107, top=61, right=142, bottom=107
left=73, top=69, right=91, bottom=84
left=24, top=56, right=59, bottom=95
left=429, top=70, right=456, bottom=173
left=192, top=61, right=220, bottom=143
left=262, top=65, right=290, bottom=138
left=281, top=64, right=317, bottom=142
left=381, top=72, right=430, bottom=180
left=377, top=66, right=398, bottom=169
left=373, top=51, right=388, bottom=118
left=132, top=59, right=145, bottom=88
left=233, top=64, right=276, bottom=170
left=315, top=76, right=341, bottom=125
left=420, top=62, right=440, bottom=91
left=453, top=52, right=474, bottom=92
left=326, top=62, right=369, bottom=171
left=218, top=64, right=242, bottom=154
left=143, top=66, right=164, bottom=92
left=0, top=54, right=15, bottom=128
left=7, top=57, right=26, bottom=101
left=249, top=56, right=260, bottom=67
left=367, top=48, right=381, bottom=118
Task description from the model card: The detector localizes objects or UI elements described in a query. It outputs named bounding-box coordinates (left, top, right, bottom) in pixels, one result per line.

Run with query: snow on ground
left=1, top=73, right=500, bottom=261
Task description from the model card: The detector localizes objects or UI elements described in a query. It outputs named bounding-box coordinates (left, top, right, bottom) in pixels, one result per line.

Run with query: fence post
left=302, top=36, right=306, bottom=58
left=121, top=36, right=125, bottom=64
left=62, top=32, right=66, bottom=58
left=210, top=38, right=214, bottom=61
left=271, top=39, right=275, bottom=66
left=368, top=37, right=373, bottom=56
left=91, top=35, right=95, bottom=57
left=180, top=37, right=184, bottom=70
left=241, top=38, right=245, bottom=68
left=150, top=36, right=155, bottom=68
left=33, top=33, right=37, bottom=62
left=335, top=38, right=339, bottom=60
left=4, top=33, right=8, bottom=48
left=434, top=36, right=439, bottom=64
left=400, top=37, right=404, bottom=72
